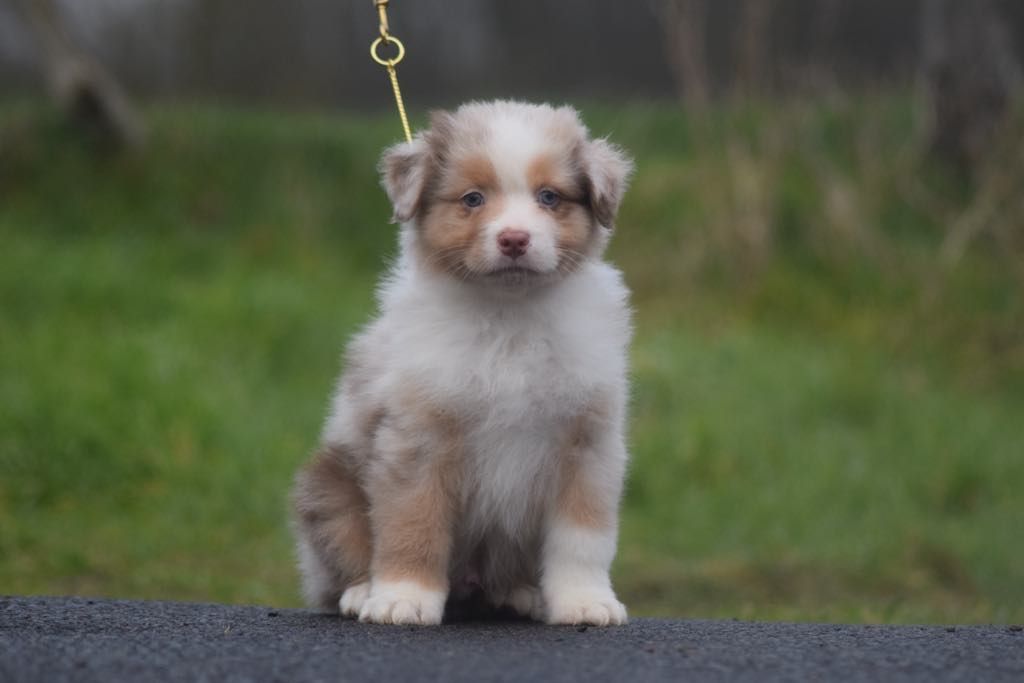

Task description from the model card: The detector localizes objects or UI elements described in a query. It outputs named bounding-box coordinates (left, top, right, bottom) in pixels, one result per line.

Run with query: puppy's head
left=380, top=101, right=633, bottom=288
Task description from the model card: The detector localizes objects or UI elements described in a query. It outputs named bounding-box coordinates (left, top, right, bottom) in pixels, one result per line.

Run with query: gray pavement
left=1, top=596, right=1022, bottom=682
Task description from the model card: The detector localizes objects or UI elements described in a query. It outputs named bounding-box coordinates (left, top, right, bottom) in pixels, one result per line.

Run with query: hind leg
left=292, top=445, right=373, bottom=616
left=488, top=585, right=544, bottom=621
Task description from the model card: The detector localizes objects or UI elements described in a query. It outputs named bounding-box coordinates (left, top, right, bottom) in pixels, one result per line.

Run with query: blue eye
left=462, top=191, right=485, bottom=208
left=537, top=189, right=560, bottom=208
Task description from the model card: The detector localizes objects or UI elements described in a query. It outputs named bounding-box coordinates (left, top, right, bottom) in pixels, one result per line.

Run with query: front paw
left=545, top=586, right=627, bottom=626
left=358, top=580, right=446, bottom=625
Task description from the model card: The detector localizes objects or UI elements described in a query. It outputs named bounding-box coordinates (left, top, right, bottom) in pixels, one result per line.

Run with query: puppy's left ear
left=583, top=139, right=634, bottom=229
left=379, top=136, right=431, bottom=223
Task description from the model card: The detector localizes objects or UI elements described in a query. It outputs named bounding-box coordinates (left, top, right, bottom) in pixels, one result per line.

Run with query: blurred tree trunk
left=920, top=0, right=1021, bottom=174
left=734, top=0, right=773, bottom=98
left=14, top=0, right=144, bottom=148
left=656, top=0, right=710, bottom=110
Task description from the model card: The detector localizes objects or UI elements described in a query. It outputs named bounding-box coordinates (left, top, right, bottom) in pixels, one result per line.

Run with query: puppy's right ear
left=379, top=137, right=430, bottom=223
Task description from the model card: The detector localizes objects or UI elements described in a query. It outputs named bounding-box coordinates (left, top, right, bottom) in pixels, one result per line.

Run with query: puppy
left=292, top=100, right=634, bottom=626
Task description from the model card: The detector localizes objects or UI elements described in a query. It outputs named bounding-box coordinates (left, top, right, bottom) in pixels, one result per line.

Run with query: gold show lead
left=370, top=0, right=412, bottom=142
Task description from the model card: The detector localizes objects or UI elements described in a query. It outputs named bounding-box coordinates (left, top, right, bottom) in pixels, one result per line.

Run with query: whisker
left=423, top=246, right=469, bottom=274
left=556, top=246, right=586, bottom=274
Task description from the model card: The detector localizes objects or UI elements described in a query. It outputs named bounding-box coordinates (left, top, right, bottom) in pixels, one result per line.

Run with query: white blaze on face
left=481, top=114, right=562, bottom=272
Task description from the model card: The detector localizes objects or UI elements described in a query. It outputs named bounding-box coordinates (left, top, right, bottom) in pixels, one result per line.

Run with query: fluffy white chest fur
left=292, top=100, right=634, bottom=626
left=325, top=256, right=631, bottom=542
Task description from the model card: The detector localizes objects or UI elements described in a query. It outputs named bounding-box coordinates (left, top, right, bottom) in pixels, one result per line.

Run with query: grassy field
left=1, top=97, right=1022, bottom=624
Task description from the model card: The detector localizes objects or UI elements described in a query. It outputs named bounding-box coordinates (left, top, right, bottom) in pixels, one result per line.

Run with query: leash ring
left=371, top=35, right=405, bottom=67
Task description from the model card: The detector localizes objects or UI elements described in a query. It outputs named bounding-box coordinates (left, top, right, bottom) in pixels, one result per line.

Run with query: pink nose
left=497, top=229, right=530, bottom=259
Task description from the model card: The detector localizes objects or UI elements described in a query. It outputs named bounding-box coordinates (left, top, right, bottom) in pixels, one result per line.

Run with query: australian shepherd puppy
left=292, top=100, right=634, bottom=626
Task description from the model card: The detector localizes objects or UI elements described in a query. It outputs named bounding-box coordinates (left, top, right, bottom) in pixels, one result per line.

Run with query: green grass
left=1, top=97, right=1022, bottom=623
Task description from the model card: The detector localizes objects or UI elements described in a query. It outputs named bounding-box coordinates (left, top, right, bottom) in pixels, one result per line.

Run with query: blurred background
left=1, top=0, right=1022, bottom=624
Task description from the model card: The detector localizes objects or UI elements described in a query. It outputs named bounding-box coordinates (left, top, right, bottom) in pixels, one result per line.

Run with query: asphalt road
left=1, top=596, right=1022, bottom=682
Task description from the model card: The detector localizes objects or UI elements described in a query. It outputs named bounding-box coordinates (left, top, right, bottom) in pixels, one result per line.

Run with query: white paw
left=338, top=581, right=371, bottom=618
left=502, top=585, right=545, bottom=621
left=545, top=587, right=627, bottom=626
left=358, top=580, right=446, bottom=625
